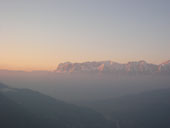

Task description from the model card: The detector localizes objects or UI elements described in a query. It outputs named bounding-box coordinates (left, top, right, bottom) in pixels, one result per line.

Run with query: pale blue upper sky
left=0, top=0, right=170, bottom=70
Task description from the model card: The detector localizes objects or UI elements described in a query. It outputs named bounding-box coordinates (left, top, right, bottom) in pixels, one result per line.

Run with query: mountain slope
left=158, top=60, right=170, bottom=73
left=85, top=89, right=170, bottom=128
left=0, top=92, right=34, bottom=128
left=0, top=82, right=114, bottom=128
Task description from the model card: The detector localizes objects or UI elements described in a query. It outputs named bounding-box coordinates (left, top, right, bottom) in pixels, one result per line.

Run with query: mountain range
left=56, top=60, right=170, bottom=74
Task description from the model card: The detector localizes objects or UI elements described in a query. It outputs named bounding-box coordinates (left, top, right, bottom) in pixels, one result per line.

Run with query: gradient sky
left=0, top=0, right=170, bottom=70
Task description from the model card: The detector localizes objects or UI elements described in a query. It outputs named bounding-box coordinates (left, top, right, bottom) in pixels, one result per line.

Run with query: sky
left=0, top=0, right=170, bottom=71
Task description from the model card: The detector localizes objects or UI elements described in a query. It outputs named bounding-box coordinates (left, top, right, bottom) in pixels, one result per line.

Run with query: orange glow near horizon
left=0, top=58, right=167, bottom=71
left=0, top=1, right=170, bottom=71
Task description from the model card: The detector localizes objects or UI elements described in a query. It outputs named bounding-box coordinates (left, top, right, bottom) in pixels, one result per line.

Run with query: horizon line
left=0, top=59, right=169, bottom=72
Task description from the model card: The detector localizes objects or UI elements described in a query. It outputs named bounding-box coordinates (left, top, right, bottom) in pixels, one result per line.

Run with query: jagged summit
left=55, top=60, right=170, bottom=74
left=158, top=60, right=170, bottom=73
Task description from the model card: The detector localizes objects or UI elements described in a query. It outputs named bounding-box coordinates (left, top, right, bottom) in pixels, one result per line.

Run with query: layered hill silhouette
left=84, top=88, right=170, bottom=128
left=0, top=82, right=114, bottom=128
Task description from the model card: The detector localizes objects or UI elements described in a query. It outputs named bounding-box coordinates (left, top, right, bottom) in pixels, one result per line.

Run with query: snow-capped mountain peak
left=55, top=60, right=170, bottom=74
left=158, top=60, right=170, bottom=73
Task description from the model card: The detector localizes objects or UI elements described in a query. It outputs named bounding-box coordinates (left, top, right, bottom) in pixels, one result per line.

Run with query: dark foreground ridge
left=0, top=82, right=114, bottom=128
left=85, top=88, right=170, bottom=128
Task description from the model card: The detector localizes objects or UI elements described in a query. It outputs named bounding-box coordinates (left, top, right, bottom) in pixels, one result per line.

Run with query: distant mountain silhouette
left=56, top=60, right=170, bottom=75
